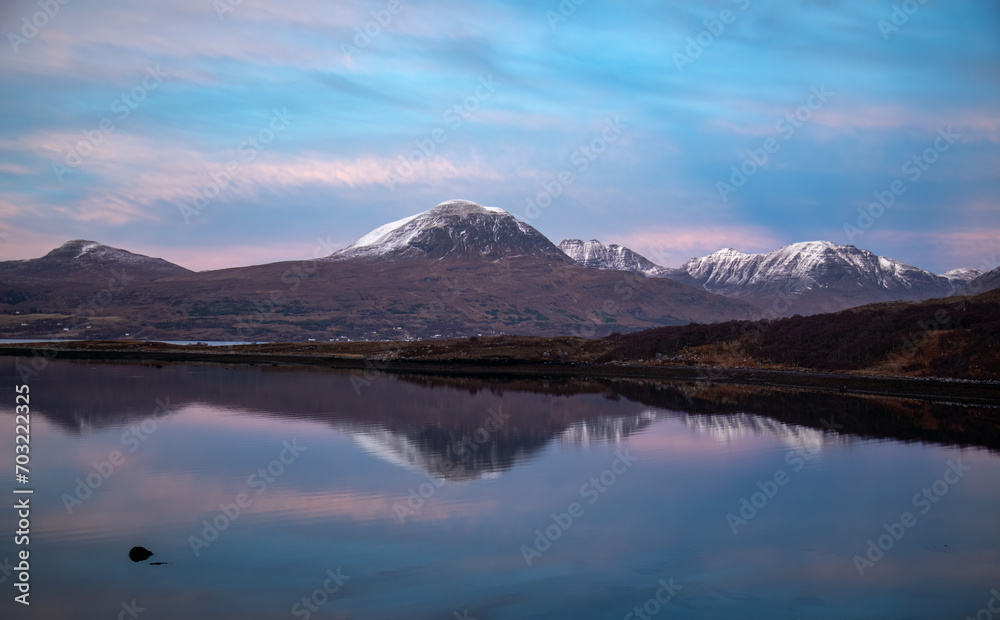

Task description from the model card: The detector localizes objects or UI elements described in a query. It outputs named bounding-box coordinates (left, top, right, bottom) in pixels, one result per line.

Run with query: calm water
left=1, top=358, right=999, bottom=619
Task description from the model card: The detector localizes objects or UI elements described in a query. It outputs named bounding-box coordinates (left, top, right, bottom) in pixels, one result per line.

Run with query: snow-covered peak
left=558, top=238, right=670, bottom=277
left=678, top=240, right=955, bottom=306
left=329, top=200, right=569, bottom=262
left=943, top=268, right=982, bottom=290
left=41, top=240, right=190, bottom=273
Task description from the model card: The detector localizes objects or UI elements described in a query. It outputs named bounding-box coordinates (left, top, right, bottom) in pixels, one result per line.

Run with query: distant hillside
left=559, top=238, right=981, bottom=315
left=597, top=289, right=1000, bottom=380
left=0, top=201, right=757, bottom=340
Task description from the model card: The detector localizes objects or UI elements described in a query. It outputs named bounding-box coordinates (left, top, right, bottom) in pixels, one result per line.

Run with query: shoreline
left=2, top=343, right=998, bottom=405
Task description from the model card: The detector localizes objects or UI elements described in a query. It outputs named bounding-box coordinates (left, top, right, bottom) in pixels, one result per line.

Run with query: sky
left=0, top=0, right=998, bottom=273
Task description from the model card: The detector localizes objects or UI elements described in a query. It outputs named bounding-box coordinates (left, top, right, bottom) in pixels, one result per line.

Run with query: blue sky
left=0, top=0, right=997, bottom=272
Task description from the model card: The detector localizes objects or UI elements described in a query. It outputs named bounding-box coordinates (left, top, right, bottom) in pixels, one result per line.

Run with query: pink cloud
left=862, top=227, right=1000, bottom=273
left=145, top=241, right=347, bottom=272
left=708, top=98, right=1000, bottom=145
left=1, top=130, right=505, bottom=227
left=814, top=106, right=1000, bottom=143
left=612, top=224, right=785, bottom=267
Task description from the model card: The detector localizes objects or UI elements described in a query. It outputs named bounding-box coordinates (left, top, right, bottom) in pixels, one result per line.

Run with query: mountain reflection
left=3, top=359, right=998, bottom=483
left=557, top=410, right=659, bottom=447
left=682, top=413, right=834, bottom=451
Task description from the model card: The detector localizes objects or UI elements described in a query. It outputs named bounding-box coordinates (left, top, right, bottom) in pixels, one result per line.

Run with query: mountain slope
left=4, top=240, right=191, bottom=277
left=559, top=238, right=976, bottom=316
left=676, top=241, right=958, bottom=314
left=968, top=266, right=1000, bottom=295
left=944, top=268, right=982, bottom=290
left=596, top=287, right=1000, bottom=380
left=0, top=202, right=759, bottom=340
left=330, top=200, right=570, bottom=262
left=558, top=239, right=671, bottom=278
left=0, top=240, right=191, bottom=307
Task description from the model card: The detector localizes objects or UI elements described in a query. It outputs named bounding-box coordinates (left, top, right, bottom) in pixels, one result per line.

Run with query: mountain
left=558, top=239, right=670, bottom=278
left=675, top=241, right=961, bottom=314
left=597, top=287, right=1000, bottom=380
left=0, top=240, right=190, bottom=307
left=5, top=240, right=190, bottom=277
left=0, top=201, right=759, bottom=340
left=944, top=268, right=982, bottom=290
left=968, top=266, right=1000, bottom=295
left=330, top=200, right=570, bottom=262
left=558, top=238, right=977, bottom=315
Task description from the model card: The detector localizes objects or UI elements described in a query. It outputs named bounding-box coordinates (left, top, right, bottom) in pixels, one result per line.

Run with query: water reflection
left=1, top=358, right=999, bottom=620
left=13, top=359, right=999, bottom=474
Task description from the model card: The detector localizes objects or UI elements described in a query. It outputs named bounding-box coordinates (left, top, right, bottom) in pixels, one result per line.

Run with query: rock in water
left=129, top=546, right=154, bottom=562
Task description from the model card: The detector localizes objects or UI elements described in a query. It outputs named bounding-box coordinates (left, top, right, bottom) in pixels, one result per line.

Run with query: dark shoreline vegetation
left=597, top=288, right=1000, bottom=378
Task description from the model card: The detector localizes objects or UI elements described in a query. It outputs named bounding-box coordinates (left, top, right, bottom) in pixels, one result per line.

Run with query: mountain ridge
left=329, top=200, right=571, bottom=263
left=0, top=201, right=758, bottom=340
left=559, top=238, right=982, bottom=314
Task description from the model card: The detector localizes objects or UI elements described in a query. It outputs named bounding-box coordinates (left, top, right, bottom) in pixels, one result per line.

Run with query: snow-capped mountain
left=682, top=412, right=843, bottom=452
left=329, top=199, right=571, bottom=262
left=0, top=239, right=191, bottom=313
left=1, top=202, right=761, bottom=339
left=968, top=266, right=1000, bottom=295
left=2, top=239, right=190, bottom=283
left=558, top=239, right=671, bottom=278
left=944, top=268, right=983, bottom=291
left=558, top=238, right=979, bottom=315
left=676, top=241, right=955, bottom=310
left=40, top=240, right=191, bottom=274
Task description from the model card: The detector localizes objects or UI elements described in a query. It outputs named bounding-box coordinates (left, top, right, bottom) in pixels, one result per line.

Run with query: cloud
left=1, top=129, right=505, bottom=226
left=0, top=0, right=996, bottom=271
left=863, top=227, right=1000, bottom=273
left=142, top=240, right=348, bottom=272
left=613, top=225, right=786, bottom=267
